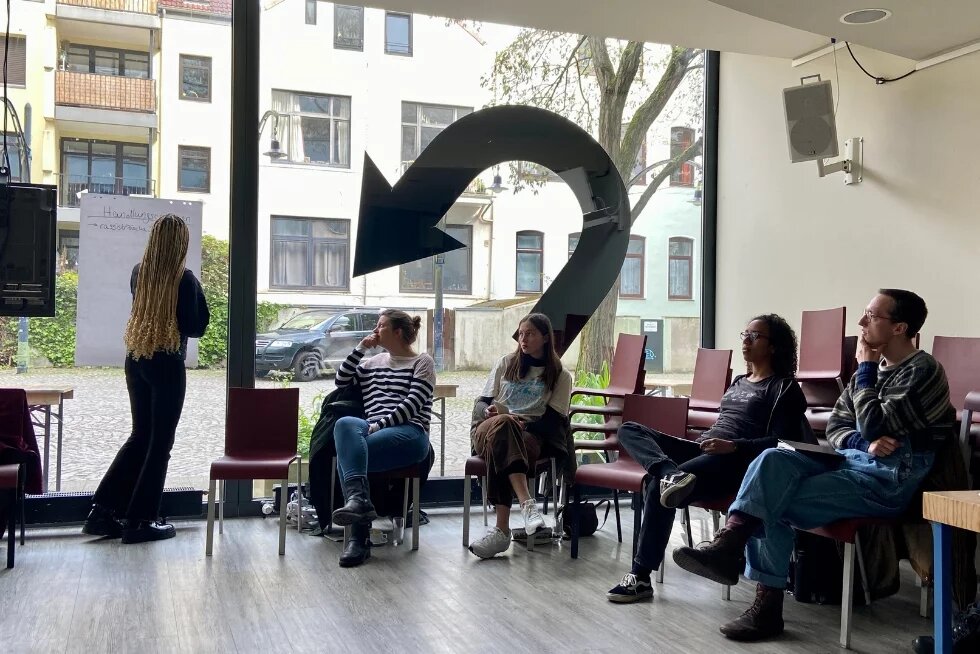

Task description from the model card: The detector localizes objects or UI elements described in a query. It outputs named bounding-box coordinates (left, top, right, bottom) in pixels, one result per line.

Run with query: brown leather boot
left=671, top=526, right=748, bottom=585
left=720, top=584, right=785, bottom=641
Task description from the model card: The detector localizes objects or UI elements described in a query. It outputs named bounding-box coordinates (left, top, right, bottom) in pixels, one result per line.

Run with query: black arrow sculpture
left=354, top=105, right=630, bottom=354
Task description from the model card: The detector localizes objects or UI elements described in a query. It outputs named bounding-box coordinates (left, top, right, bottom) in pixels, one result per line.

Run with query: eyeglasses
left=862, top=310, right=893, bottom=322
left=740, top=331, right=769, bottom=343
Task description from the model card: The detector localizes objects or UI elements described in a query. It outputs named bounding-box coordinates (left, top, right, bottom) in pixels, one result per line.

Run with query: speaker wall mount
left=783, top=75, right=863, bottom=185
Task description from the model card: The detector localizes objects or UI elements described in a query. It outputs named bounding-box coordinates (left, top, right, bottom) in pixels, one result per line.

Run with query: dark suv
left=255, top=308, right=381, bottom=382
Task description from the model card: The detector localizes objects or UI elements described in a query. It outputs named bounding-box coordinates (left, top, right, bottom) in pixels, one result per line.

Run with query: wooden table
left=433, top=384, right=457, bottom=476
left=643, top=378, right=693, bottom=397
left=922, top=490, right=980, bottom=654
left=23, top=388, right=74, bottom=493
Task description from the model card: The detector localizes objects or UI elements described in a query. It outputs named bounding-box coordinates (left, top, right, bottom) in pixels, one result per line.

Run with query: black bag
left=790, top=530, right=866, bottom=606
left=558, top=499, right=612, bottom=538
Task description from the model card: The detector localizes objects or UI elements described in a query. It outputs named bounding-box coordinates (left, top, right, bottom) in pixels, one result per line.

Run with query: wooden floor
left=2, top=507, right=931, bottom=653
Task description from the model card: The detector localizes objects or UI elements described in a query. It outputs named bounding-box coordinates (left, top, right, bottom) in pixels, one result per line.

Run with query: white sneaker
left=469, top=527, right=512, bottom=559
left=520, top=499, right=546, bottom=535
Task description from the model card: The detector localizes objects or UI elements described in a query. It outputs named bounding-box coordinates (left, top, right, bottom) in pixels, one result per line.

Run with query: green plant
left=25, top=272, right=79, bottom=367
left=571, top=360, right=611, bottom=441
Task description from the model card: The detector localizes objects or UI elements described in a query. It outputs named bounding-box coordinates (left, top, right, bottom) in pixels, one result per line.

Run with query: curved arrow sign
left=354, top=105, right=630, bottom=354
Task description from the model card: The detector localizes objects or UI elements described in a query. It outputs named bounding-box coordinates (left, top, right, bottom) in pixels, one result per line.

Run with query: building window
left=179, top=55, right=211, bottom=101
left=401, top=102, right=472, bottom=165
left=399, top=225, right=471, bottom=294
left=1, top=133, right=24, bottom=181
left=58, top=229, right=79, bottom=272
left=668, top=237, right=694, bottom=299
left=334, top=5, right=363, bottom=51
left=569, top=233, right=645, bottom=298
left=271, top=90, right=351, bottom=167
left=516, top=230, right=543, bottom=294
left=670, top=126, right=695, bottom=187
left=0, top=36, right=25, bottom=86
left=65, top=44, right=149, bottom=79
left=305, top=0, right=317, bottom=25
left=270, top=216, right=350, bottom=291
left=59, top=138, right=150, bottom=207
left=385, top=12, right=412, bottom=55
left=178, top=146, right=210, bottom=193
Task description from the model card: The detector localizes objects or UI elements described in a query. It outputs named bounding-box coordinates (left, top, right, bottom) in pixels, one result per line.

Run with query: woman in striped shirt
left=332, top=309, right=435, bottom=567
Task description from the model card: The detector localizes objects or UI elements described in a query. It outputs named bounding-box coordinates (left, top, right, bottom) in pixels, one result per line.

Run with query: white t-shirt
left=481, top=354, right=572, bottom=419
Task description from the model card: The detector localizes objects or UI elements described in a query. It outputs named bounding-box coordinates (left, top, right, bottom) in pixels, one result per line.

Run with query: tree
left=485, top=32, right=704, bottom=371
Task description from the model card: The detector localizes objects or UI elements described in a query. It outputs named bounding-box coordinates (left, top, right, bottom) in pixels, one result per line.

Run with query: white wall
left=716, top=47, right=980, bottom=356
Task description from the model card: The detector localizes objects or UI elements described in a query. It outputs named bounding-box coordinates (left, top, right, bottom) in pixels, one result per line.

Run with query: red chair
left=797, top=307, right=847, bottom=435
left=686, top=348, right=733, bottom=434
left=206, top=388, right=301, bottom=556
left=570, top=394, right=689, bottom=559
left=1, top=463, right=23, bottom=568
left=570, top=333, right=647, bottom=453
left=932, top=336, right=980, bottom=481
left=342, top=458, right=428, bottom=552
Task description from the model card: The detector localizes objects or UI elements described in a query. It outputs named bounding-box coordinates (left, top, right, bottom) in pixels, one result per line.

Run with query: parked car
left=255, top=308, right=381, bottom=382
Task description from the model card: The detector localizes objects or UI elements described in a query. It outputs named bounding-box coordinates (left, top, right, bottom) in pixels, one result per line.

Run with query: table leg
left=56, top=398, right=64, bottom=492
left=42, top=406, right=52, bottom=493
left=439, top=397, right=446, bottom=477
left=931, top=521, right=952, bottom=654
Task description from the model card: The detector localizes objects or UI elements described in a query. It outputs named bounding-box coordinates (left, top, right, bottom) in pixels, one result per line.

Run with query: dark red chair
left=342, top=458, right=428, bottom=552
left=206, top=388, right=300, bottom=556
left=570, top=333, right=647, bottom=453
left=797, top=307, right=847, bottom=435
left=932, top=336, right=980, bottom=482
left=1, top=463, right=23, bottom=568
left=570, top=394, right=689, bottom=559
left=685, top=348, right=733, bottom=435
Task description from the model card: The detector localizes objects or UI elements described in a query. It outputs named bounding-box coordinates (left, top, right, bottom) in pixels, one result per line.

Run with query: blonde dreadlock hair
left=124, top=214, right=189, bottom=359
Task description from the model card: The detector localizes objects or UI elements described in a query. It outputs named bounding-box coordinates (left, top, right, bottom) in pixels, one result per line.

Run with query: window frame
left=269, top=216, right=351, bottom=292
left=670, top=126, right=696, bottom=187
left=177, top=145, right=211, bottom=193
left=305, top=0, right=317, bottom=25
left=333, top=5, right=364, bottom=51
left=400, top=102, right=473, bottom=165
left=66, top=43, right=149, bottom=79
left=398, top=224, right=473, bottom=295
left=384, top=12, right=413, bottom=56
left=515, top=230, right=544, bottom=295
left=271, top=90, right=352, bottom=168
left=569, top=232, right=645, bottom=299
left=59, top=137, right=151, bottom=206
left=179, top=54, right=212, bottom=102
left=668, top=236, right=694, bottom=300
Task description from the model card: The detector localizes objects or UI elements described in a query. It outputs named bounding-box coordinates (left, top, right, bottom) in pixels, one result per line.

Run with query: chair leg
left=920, top=581, right=931, bottom=618
left=411, top=477, right=420, bottom=552
left=279, top=478, right=288, bottom=555
left=402, top=478, right=410, bottom=526
left=296, top=457, right=303, bottom=532
left=7, top=489, right=15, bottom=568
left=205, top=479, right=216, bottom=556
left=854, top=532, right=872, bottom=606
left=18, top=465, right=25, bottom=546
left=722, top=583, right=731, bottom=601
left=219, top=480, right=225, bottom=535
left=551, top=459, right=559, bottom=518
left=631, top=482, right=643, bottom=560
left=656, top=561, right=665, bottom=583
left=612, top=489, right=622, bottom=543
left=711, top=510, right=721, bottom=536
left=683, top=506, right=694, bottom=548
left=463, top=474, right=472, bottom=547
left=840, top=541, right=855, bottom=649
left=571, top=484, right=581, bottom=559
left=328, top=457, right=337, bottom=535
left=481, top=476, right=488, bottom=526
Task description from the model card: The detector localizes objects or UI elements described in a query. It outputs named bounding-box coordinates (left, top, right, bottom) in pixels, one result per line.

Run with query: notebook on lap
left=777, top=440, right=844, bottom=466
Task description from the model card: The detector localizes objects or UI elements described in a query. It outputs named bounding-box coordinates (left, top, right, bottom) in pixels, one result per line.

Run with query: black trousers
left=93, top=354, right=186, bottom=521
left=618, top=421, right=756, bottom=571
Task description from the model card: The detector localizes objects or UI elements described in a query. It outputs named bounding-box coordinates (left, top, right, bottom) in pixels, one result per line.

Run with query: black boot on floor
left=339, top=523, right=371, bottom=568
left=720, top=583, right=785, bottom=641
left=912, top=601, right=980, bottom=653
left=121, top=520, right=176, bottom=544
left=332, top=476, right=377, bottom=526
left=81, top=505, right=124, bottom=538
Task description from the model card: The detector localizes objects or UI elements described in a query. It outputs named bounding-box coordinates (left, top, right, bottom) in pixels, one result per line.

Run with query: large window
left=178, top=146, right=211, bottom=193
left=66, top=44, right=149, bottom=79
left=179, top=55, right=212, bottom=101
left=569, top=233, right=645, bottom=298
left=60, top=138, right=150, bottom=207
left=670, top=126, right=696, bottom=186
left=271, top=90, right=351, bottom=167
left=334, top=5, right=364, bottom=50
left=385, top=12, right=412, bottom=55
left=401, top=102, right=472, bottom=165
left=305, top=0, right=317, bottom=25
left=668, top=236, right=694, bottom=299
left=516, top=230, right=543, bottom=294
left=0, top=36, right=25, bottom=86
left=399, top=225, right=472, bottom=294
left=270, top=217, right=350, bottom=291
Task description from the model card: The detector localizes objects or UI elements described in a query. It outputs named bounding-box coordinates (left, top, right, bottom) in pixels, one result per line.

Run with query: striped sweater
left=826, top=350, right=955, bottom=452
left=335, top=346, right=435, bottom=432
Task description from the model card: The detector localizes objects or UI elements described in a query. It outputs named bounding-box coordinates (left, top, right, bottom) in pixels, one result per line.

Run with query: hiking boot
left=520, top=498, right=545, bottom=535
left=607, top=573, right=654, bottom=603
left=671, top=526, right=747, bottom=586
left=912, top=601, right=980, bottom=653
left=332, top=476, right=377, bottom=526
left=339, top=523, right=371, bottom=568
left=659, top=471, right=697, bottom=508
left=81, top=505, right=123, bottom=539
left=719, top=583, right=785, bottom=641
left=469, top=527, right=511, bottom=559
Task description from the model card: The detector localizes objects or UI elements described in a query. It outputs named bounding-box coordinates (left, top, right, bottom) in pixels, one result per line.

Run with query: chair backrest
left=619, top=394, right=690, bottom=463
left=798, top=307, right=846, bottom=381
left=607, top=333, right=648, bottom=394
left=932, top=336, right=980, bottom=411
left=225, top=388, right=300, bottom=458
left=689, top=348, right=733, bottom=410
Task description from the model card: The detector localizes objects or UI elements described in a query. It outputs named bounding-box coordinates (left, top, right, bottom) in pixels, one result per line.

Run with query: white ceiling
left=370, top=0, right=980, bottom=62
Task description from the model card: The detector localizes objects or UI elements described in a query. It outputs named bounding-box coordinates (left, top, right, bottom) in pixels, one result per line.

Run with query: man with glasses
left=673, top=289, right=956, bottom=642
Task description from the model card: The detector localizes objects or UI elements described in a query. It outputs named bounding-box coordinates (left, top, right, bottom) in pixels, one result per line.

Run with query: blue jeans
left=333, top=416, right=429, bottom=482
left=731, top=445, right=934, bottom=588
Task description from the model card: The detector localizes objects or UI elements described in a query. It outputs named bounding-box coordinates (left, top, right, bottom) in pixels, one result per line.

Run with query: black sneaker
left=607, top=573, right=654, bottom=603
left=121, top=520, right=176, bottom=544
left=81, top=506, right=123, bottom=538
left=659, top=471, right=697, bottom=509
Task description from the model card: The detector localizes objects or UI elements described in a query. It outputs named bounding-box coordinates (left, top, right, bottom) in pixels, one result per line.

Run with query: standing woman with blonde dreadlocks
left=82, top=214, right=209, bottom=544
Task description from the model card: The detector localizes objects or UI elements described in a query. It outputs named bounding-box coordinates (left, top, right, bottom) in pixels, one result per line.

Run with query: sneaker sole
left=332, top=509, right=378, bottom=526
left=659, top=474, right=697, bottom=509
left=468, top=544, right=510, bottom=559
left=606, top=590, right=653, bottom=603
left=672, top=547, right=741, bottom=586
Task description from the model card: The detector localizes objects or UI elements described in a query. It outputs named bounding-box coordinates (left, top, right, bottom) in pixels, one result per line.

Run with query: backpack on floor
left=790, top=529, right=867, bottom=606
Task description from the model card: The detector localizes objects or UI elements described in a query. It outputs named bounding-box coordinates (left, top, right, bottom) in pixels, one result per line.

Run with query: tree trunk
left=577, top=276, right=620, bottom=373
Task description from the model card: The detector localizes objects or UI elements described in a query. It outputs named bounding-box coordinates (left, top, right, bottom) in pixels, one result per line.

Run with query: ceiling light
left=840, top=9, right=891, bottom=25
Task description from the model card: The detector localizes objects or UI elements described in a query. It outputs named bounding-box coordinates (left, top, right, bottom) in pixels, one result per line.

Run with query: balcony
left=55, top=71, right=157, bottom=129
left=56, top=0, right=161, bottom=29
left=56, top=173, right=155, bottom=208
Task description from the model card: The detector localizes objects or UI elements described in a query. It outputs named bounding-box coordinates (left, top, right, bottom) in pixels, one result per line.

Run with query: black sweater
left=130, top=264, right=210, bottom=360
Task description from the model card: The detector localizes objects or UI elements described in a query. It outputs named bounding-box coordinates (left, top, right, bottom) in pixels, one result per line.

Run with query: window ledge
left=263, top=161, right=353, bottom=172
